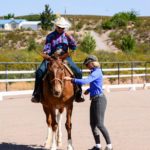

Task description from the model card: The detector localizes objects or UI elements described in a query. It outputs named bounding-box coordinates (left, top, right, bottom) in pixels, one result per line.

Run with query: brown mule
left=41, top=57, right=75, bottom=150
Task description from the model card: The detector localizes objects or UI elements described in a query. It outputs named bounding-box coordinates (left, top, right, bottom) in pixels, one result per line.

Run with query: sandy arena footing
left=0, top=90, right=150, bottom=150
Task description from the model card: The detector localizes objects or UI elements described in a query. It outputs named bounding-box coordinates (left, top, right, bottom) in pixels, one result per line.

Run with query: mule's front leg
left=66, top=104, right=74, bottom=150
left=50, top=110, right=58, bottom=150
left=43, top=108, right=57, bottom=150
left=56, top=109, right=63, bottom=147
left=43, top=107, right=52, bottom=149
left=44, top=127, right=52, bottom=149
left=50, top=129, right=57, bottom=150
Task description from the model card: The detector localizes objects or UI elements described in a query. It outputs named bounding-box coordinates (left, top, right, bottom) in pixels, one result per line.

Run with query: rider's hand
left=41, top=53, right=50, bottom=60
left=65, top=32, right=71, bottom=37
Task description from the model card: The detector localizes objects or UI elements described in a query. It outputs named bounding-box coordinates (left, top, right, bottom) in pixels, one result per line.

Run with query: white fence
left=1, top=67, right=150, bottom=83
left=1, top=61, right=150, bottom=101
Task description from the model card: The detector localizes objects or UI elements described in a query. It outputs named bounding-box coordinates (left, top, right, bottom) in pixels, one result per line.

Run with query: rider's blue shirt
left=73, top=67, right=103, bottom=97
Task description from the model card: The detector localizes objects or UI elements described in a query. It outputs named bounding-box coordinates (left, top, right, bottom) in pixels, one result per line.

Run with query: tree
left=4, top=13, right=15, bottom=19
left=40, top=4, right=56, bottom=30
left=79, top=32, right=96, bottom=54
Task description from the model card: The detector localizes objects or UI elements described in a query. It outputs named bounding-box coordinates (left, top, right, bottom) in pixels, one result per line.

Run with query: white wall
left=19, top=21, right=41, bottom=30
left=4, top=23, right=19, bottom=30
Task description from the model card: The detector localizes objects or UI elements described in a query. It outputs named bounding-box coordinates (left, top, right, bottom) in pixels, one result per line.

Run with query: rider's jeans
left=35, top=56, right=82, bottom=85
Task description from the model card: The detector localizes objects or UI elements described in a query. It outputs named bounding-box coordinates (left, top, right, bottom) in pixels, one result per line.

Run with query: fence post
left=131, top=62, right=134, bottom=84
left=5, top=63, right=8, bottom=91
left=81, top=62, right=83, bottom=73
left=145, top=62, right=147, bottom=83
left=101, top=63, right=103, bottom=75
left=117, top=63, right=120, bottom=84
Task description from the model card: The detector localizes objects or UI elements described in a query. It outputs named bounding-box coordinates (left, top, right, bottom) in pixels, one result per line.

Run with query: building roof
left=0, top=19, right=26, bottom=24
left=20, top=21, right=41, bottom=25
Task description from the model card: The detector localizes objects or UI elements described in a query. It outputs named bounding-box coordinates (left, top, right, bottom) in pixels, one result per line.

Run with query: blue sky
left=0, top=0, right=149, bottom=17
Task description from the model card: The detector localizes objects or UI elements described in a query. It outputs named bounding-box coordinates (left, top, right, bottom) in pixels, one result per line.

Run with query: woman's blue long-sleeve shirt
left=73, top=67, right=103, bottom=97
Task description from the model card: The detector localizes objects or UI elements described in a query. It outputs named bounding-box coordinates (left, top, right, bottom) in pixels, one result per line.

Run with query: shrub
left=102, top=11, right=138, bottom=29
left=75, top=21, right=84, bottom=31
left=101, top=20, right=115, bottom=29
left=27, top=39, right=37, bottom=51
left=79, top=32, right=96, bottom=54
left=128, top=10, right=138, bottom=21
left=120, top=34, right=136, bottom=53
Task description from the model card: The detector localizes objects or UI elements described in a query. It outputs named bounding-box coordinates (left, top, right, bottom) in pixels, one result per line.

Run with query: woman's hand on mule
left=64, top=76, right=72, bottom=81
left=84, top=90, right=89, bottom=95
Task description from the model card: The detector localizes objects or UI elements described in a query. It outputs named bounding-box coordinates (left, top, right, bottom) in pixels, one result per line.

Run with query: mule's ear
left=47, top=56, right=53, bottom=61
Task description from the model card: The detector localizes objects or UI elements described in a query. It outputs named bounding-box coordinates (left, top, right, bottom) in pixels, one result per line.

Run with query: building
left=0, top=19, right=25, bottom=30
left=0, top=18, right=41, bottom=31
left=19, top=21, right=41, bottom=30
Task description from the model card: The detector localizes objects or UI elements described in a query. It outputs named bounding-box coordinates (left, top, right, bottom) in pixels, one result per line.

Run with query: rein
left=47, top=60, right=66, bottom=92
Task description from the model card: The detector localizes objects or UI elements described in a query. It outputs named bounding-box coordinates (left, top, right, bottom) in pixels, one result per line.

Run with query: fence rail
left=1, top=61, right=150, bottom=101
left=1, top=61, right=150, bottom=91
left=1, top=68, right=150, bottom=82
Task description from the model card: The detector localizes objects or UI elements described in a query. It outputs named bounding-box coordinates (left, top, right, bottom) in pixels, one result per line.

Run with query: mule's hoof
left=57, top=141, right=62, bottom=147
left=50, top=147, right=57, bottom=150
left=44, top=143, right=51, bottom=149
left=67, top=145, right=74, bottom=150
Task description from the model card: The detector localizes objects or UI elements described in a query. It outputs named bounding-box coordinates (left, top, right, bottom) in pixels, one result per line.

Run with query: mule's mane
left=48, top=57, right=74, bottom=77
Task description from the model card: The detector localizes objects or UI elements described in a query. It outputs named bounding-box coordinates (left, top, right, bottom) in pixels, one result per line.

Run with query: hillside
left=0, top=14, right=150, bottom=62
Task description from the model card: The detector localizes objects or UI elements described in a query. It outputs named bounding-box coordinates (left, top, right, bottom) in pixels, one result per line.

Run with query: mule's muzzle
left=53, top=90, right=62, bottom=98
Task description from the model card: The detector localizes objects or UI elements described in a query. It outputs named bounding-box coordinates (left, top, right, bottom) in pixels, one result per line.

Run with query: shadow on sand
left=0, top=142, right=64, bottom=150
left=0, top=142, right=45, bottom=150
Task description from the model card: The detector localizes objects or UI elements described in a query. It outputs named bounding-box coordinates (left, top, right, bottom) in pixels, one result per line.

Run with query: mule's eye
left=48, top=71, right=54, bottom=77
left=58, top=69, right=63, bottom=73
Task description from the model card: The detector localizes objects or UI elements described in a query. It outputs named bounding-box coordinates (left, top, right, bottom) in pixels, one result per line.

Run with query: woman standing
left=64, top=55, right=113, bottom=150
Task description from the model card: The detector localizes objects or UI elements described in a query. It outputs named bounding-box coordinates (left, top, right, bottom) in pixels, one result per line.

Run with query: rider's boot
left=75, top=85, right=85, bottom=103
left=31, top=83, right=41, bottom=103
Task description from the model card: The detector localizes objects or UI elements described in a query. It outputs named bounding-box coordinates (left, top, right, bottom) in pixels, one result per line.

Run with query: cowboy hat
left=52, top=17, right=71, bottom=28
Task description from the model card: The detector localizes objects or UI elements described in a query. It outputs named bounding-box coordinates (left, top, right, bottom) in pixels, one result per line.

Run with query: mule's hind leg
left=56, top=108, right=64, bottom=147
left=66, top=104, right=74, bottom=150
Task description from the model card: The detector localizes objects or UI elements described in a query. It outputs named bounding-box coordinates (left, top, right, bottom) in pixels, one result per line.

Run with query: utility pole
left=64, top=7, right=67, bottom=18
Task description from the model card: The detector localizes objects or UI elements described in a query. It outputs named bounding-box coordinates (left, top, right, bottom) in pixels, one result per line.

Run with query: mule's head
left=47, top=59, right=65, bottom=98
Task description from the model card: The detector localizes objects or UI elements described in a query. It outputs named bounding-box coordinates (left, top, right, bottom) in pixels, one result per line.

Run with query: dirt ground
left=0, top=90, right=150, bottom=150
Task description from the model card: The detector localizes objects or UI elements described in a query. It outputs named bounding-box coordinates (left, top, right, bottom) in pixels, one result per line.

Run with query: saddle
left=63, top=63, right=84, bottom=103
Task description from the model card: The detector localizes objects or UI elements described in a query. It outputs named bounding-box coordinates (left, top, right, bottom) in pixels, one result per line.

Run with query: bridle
left=47, top=60, right=65, bottom=93
left=50, top=77, right=64, bottom=90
